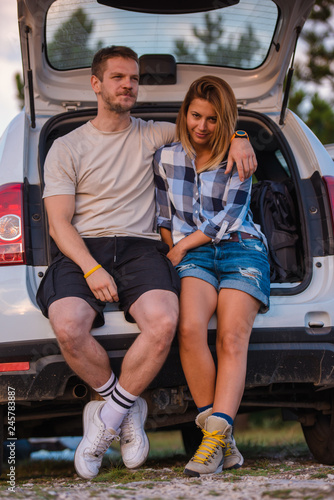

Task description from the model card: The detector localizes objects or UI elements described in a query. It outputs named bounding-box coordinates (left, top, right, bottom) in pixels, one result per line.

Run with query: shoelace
left=88, top=425, right=119, bottom=458
left=192, top=429, right=226, bottom=464
left=225, top=442, right=232, bottom=457
left=120, top=412, right=134, bottom=444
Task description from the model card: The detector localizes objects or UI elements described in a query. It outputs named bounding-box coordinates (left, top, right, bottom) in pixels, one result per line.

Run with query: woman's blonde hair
left=176, top=75, right=238, bottom=172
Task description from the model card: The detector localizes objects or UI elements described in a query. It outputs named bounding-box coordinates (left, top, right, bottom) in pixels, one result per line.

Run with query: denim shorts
left=175, top=235, right=270, bottom=313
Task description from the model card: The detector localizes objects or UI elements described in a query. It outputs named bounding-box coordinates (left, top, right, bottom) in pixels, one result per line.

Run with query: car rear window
left=46, top=0, right=278, bottom=71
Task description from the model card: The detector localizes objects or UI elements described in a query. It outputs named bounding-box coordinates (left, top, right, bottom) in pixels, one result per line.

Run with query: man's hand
left=226, top=138, right=257, bottom=181
left=45, top=195, right=119, bottom=303
left=86, top=267, right=119, bottom=303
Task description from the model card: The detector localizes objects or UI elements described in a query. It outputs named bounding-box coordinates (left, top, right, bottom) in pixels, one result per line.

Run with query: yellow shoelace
left=225, top=442, right=232, bottom=457
left=192, top=429, right=226, bottom=464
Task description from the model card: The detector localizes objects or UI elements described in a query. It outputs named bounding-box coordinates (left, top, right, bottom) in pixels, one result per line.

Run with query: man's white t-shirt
left=43, top=118, right=175, bottom=239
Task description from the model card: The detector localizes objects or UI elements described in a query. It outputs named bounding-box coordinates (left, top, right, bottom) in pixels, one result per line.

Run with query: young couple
left=37, top=45, right=269, bottom=479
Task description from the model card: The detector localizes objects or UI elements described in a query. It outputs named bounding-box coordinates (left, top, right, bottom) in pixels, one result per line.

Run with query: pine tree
left=298, top=0, right=334, bottom=90
left=15, top=7, right=102, bottom=110
left=46, top=8, right=101, bottom=70
left=174, top=12, right=260, bottom=68
left=289, top=0, right=334, bottom=142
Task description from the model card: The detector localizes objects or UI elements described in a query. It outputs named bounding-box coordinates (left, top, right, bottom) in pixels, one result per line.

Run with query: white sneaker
left=74, top=401, right=120, bottom=479
left=120, top=397, right=149, bottom=469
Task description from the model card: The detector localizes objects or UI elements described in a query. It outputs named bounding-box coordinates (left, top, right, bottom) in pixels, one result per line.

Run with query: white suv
left=1, top=0, right=334, bottom=467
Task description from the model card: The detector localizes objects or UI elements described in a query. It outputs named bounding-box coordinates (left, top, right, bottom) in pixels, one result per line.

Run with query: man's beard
left=101, top=90, right=136, bottom=113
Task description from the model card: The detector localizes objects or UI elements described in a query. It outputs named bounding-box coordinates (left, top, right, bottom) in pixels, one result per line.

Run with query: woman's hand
left=167, top=231, right=212, bottom=266
left=226, top=138, right=257, bottom=182
left=167, top=241, right=188, bottom=266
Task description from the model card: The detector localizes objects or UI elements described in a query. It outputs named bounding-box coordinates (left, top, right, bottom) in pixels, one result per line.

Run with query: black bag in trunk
left=250, top=180, right=300, bottom=282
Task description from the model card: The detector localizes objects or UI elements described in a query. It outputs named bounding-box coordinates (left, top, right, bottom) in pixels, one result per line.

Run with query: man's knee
left=134, top=295, right=178, bottom=351
left=49, top=298, right=95, bottom=354
left=147, top=303, right=179, bottom=354
left=158, top=309, right=178, bottom=340
left=152, top=295, right=178, bottom=332
left=131, top=291, right=178, bottom=326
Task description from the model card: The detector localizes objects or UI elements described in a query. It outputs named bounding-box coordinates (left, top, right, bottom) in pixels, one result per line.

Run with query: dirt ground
left=1, top=448, right=334, bottom=499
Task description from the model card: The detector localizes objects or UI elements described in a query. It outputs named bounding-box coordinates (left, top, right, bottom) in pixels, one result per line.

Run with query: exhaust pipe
left=72, top=384, right=88, bottom=399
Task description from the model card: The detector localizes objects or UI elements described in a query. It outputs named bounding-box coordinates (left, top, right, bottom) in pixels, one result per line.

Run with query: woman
left=153, top=76, right=270, bottom=477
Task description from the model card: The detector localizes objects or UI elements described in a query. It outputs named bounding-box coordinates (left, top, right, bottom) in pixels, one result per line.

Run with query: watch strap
left=230, top=130, right=249, bottom=142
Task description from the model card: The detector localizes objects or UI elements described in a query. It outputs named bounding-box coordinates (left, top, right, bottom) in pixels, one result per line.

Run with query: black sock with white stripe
left=93, top=372, right=118, bottom=402
left=100, top=381, right=137, bottom=431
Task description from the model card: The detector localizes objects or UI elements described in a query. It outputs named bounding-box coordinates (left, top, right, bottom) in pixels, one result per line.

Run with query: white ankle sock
left=100, top=382, right=138, bottom=431
left=93, top=372, right=118, bottom=401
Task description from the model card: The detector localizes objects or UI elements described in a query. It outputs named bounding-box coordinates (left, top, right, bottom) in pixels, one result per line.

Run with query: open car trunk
left=37, top=106, right=308, bottom=291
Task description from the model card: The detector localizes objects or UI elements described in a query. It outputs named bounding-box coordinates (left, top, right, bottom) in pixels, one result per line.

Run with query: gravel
left=2, top=460, right=334, bottom=499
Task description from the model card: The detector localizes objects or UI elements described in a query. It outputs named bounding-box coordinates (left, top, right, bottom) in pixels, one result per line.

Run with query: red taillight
left=0, top=183, right=25, bottom=265
left=0, top=362, right=30, bottom=372
left=323, top=176, right=334, bottom=230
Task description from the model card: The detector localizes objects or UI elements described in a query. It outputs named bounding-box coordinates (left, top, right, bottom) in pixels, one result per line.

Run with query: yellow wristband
left=230, top=130, right=249, bottom=143
left=84, top=264, right=102, bottom=279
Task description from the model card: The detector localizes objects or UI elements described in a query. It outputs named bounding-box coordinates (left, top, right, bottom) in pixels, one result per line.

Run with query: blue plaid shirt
left=153, top=142, right=265, bottom=244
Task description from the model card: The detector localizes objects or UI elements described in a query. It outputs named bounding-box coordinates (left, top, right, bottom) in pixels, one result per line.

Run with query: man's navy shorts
left=36, top=236, right=180, bottom=327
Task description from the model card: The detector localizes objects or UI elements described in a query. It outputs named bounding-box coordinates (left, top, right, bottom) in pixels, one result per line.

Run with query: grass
left=0, top=410, right=321, bottom=489
left=1, top=421, right=333, bottom=500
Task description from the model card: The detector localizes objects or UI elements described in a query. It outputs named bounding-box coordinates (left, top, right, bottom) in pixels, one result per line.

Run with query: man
left=36, top=46, right=257, bottom=479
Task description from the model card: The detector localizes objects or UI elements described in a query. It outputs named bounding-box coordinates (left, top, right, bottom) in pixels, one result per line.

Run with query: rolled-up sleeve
left=153, top=151, right=172, bottom=230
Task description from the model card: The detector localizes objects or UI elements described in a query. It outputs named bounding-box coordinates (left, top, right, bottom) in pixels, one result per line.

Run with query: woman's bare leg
left=178, top=277, right=217, bottom=408
left=212, top=288, right=260, bottom=418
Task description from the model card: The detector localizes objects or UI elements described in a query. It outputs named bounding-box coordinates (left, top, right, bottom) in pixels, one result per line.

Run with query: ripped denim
left=176, top=235, right=270, bottom=313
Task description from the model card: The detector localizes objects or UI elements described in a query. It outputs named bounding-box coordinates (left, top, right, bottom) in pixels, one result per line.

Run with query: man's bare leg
left=52, top=290, right=179, bottom=477
left=101, top=289, right=179, bottom=469
left=48, top=290, right=179, bottom=397
left=48, top=296, right=112, bottom=388
left=118, top=289, right=179, bottom=395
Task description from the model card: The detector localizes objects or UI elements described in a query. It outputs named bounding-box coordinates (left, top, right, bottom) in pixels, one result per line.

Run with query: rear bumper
left=246, top=342, right=334, bottom=386
left=1, top=328, right=334, bottom=403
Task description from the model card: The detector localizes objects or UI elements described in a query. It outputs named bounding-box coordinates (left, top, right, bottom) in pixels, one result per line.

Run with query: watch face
left=236, top=131, right=248, bottom=138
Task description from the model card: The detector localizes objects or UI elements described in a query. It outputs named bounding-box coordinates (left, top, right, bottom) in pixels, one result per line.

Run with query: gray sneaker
left=224, top=433, right=244, bottom=470
left=195, top=409, right=244, bottom=470
left=74, top=401, right=120, bottom=479
left=184, top=415, right=228, bottom=477
left=120, top=397, right=149, bottom=469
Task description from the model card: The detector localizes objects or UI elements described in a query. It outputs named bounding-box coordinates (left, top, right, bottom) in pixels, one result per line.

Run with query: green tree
left=47, top=7, right=101, bottom=69
left=289, top=0, right=334, bottom=142
left=174, top=39, right=198, bottom=63
left=192, top=13, right=224, bottom=64
left=174, top=12, right=260, bottom=68
left=297, top=0, right=334, bottom=90
left=15, top=73, right=24, bottom=110
left=306, top=93, right=334, bottom=144
left=15, top=7, right=102, bottom=110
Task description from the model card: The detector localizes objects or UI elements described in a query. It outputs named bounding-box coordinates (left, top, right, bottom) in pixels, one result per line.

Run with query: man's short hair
left=91, top=46, right=139, bottom=81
